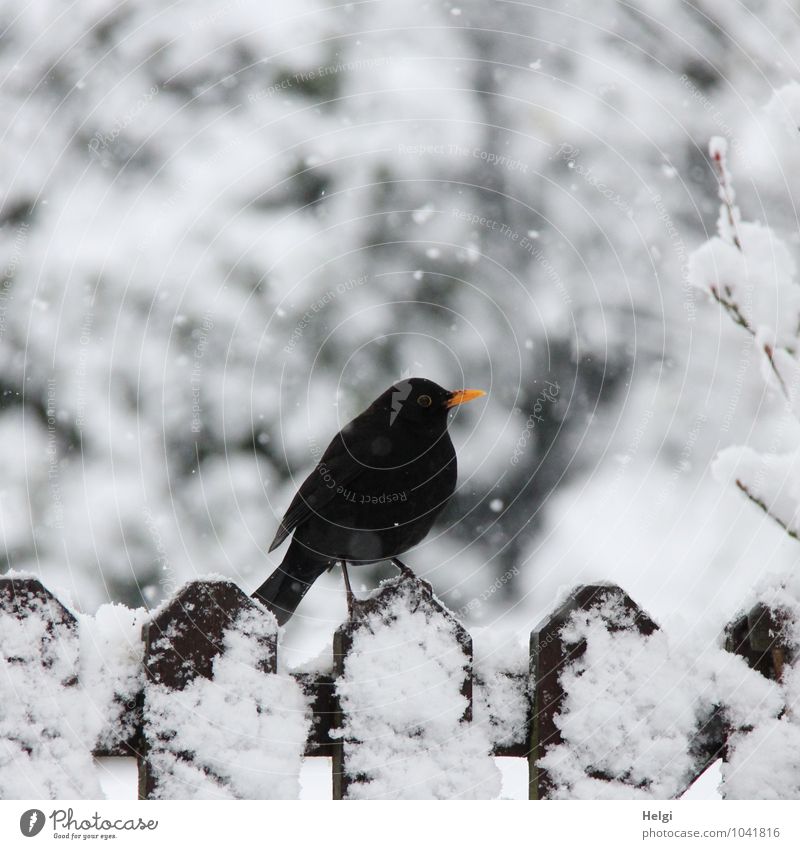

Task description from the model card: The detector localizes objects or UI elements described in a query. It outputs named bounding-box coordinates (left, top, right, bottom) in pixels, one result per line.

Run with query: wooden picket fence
left=0, top=573, right=791, bottom=799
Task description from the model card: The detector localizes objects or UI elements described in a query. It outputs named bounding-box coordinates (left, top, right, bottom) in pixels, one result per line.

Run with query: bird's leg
left=341, top=561, right=356, bottom=617
left=391, top=558, right=417, bottom=580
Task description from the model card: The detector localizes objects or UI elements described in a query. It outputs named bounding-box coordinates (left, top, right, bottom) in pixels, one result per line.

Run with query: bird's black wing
left=268, top=429, right=367, bottom=552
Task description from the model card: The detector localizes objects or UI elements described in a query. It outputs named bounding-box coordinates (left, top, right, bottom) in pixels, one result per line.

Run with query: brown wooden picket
left=331, top=573, right=472, bottom=799
left=725, top=602, right=795, bottom=682
left=528, top=584, right=658, bottom=799
left=139, top=580, right=277, bottom=799
left=528, top=584, right=728, bottom=799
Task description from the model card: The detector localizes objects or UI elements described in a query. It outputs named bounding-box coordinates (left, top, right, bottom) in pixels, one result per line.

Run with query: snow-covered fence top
left=0, top=574, right=795, bottom=800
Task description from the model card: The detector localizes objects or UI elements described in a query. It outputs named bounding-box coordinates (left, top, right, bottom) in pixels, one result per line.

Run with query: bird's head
left=384, top=377, right=485, bottom=428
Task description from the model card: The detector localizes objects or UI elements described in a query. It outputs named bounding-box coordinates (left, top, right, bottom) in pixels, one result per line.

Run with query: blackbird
left=252, top=377, right=485, bottom=624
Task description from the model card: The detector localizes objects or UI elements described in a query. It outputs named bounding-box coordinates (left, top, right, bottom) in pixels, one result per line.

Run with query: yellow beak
left=446, top=388, right=486, bottom=408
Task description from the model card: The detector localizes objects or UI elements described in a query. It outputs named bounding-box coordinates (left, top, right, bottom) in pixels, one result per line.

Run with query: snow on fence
left=0, top=573, right=796, bottom=799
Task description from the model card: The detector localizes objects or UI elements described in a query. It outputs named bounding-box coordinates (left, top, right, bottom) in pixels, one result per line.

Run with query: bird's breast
left=297, top=432, right=457, bottom=561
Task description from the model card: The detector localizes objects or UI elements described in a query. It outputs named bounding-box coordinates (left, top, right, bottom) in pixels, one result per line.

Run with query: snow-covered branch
left=689, top=87, right=800, bottom=541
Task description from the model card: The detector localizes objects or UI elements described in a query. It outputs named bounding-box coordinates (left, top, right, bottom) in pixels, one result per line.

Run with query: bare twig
left=735, top=478, right=800, bottom=542
left=710, top=140, right=743, bottom=251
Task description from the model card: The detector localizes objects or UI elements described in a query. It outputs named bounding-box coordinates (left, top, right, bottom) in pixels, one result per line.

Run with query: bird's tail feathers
left=252, top=538, right=330, bottom=625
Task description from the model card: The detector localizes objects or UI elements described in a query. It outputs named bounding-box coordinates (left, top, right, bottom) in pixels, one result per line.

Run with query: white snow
left=472, top=627, right=529, bottom=750
left=712, top=447, right=800, bottom=537
left=95, top=756, right=138, bottom=800
left=724, top=718, right=800, bottom=799
left=78, top=603, right=147, bottom=753
left=688, top=222, right=800, bottom=349
left=765, top=82, right=800, bottom=139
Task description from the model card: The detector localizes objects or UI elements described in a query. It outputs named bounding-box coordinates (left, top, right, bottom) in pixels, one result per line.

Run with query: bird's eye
left=417, top=394, right=432, bottom=407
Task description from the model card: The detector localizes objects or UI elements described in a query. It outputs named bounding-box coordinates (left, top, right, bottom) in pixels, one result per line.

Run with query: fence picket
left=139, top=580, right=279, bottom=798
left=725, top=603, right=795, bottom=682
left=0, top=577, right=100, bottom=798
left=721, top=601, right=799, bottom=799
left=531, top=585, right=650, bottom=798
left=331, top=573, right=501, bottom=799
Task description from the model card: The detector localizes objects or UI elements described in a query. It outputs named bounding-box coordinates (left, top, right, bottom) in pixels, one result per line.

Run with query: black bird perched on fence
left=252, top=377, right=485, bottom=624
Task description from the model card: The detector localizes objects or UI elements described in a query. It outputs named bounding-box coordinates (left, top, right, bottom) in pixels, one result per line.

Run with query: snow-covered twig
left=700, top=138, right=796, bottom=405
left=708, top=282, right=792, bottom=401
left=734, top=478, right=800, bottom=543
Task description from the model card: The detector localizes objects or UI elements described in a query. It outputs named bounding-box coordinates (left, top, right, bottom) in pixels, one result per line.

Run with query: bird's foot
left=341, top=562, right=359, bottom=619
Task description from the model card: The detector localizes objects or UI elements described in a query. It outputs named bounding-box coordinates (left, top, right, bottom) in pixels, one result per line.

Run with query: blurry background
left=2, top=0, right=800, bottom=663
